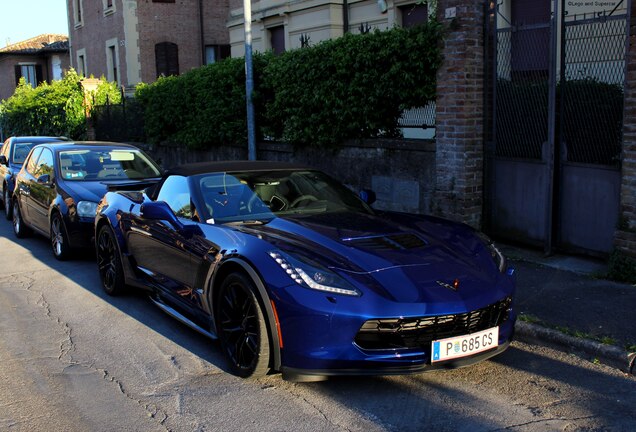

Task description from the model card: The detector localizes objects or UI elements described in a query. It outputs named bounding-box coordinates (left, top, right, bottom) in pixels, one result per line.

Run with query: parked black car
left=0, top=136, right=68, bottom=220
left=12, top=141, right=162, bottom=260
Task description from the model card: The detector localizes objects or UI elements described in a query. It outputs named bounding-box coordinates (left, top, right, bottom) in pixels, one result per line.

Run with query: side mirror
left=140, top=201, right=184, bottom=230
left=37, top=174, right=52, bottom=186
left=0, top=155, right=7, bottom=166
left=359, top=189, right=376, bottom=205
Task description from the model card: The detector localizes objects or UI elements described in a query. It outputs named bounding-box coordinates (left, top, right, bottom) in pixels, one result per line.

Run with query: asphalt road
left=1, top=219, right=635, bottom=432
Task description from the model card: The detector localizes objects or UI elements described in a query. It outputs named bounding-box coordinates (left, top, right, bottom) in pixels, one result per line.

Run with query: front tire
left=216, top=273, right=271, bottom=378
left=51, top=213, right=72, bottom=260
left=96, top=224, right=126, bottom=296
left=12, top=199, right=30, bottom=238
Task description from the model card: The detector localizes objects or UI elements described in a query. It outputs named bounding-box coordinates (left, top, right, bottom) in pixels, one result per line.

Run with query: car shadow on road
left=0, top=220, right=231, bottom=375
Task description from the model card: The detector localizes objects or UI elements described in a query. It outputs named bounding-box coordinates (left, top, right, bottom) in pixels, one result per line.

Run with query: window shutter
left=35, top=65, right=43, bottom=84
left=155, top=42, right=179, bottom=78
left=219, top=45, right=231, bottom=60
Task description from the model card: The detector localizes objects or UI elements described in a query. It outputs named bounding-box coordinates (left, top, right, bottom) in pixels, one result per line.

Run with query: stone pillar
left=434, top=0, right=485, bottom=229
left=615, top=1, right=636, bottom=255
left=80, top=78, right=101, bottom=141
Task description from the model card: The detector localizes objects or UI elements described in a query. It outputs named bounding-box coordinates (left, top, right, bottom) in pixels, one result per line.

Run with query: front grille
left=355, top=297, right=512, bottom=350
left=343, top=233, right=427, bottom=251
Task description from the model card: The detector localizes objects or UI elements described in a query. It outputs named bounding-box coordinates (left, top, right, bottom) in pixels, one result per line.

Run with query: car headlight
left=476, top=232, right=506, bottom=273
left=269, top=251, right=360, bottom=296
left=77, top=201, right=99, bottom=218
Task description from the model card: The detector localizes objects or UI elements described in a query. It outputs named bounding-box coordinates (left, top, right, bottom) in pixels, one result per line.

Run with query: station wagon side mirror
left=0, top=155, right=7, bottom=166
left=37, top=174, right=52, bottom=186
left=359, top=189, right=376, bottom=205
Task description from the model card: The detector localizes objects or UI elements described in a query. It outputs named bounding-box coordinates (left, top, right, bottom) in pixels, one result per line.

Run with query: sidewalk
left=501, top=244, right=636, bottom=374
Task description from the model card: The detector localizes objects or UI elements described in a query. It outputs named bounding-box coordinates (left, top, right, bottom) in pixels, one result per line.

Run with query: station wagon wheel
left=4, top=187, right=12, bottom=220
left=51, top=213, right=71, bottom=260
left=96, top=225, right=126, bottom=296
left=12, top=199, right=30, bottom=238
left=217, top=273, right=271, bottom=378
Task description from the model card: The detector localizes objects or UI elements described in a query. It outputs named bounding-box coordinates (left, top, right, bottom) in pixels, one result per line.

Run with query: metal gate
left=485, top=0, right=629, bottom=255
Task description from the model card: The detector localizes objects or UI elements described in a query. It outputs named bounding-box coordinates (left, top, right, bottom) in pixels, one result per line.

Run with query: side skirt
left=149, top=296, right=218, bottom=340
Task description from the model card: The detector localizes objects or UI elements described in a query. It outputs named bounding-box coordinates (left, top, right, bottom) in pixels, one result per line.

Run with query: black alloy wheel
left=50, top=213, right=71, bottom=260
left=12, top=199, right=30, bottom=238
left=217, top=273, right=271, bottom=378
left=96, top=225, right=125, bottom=296
left=4, top=187, right=12, bottom=220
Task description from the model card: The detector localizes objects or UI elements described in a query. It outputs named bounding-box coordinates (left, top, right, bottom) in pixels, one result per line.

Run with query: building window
left=75, top=0, right=83, bottom=25
left=155, top=42, right=179, bottom=77
left=269, top=26, right=285, bottom=55
left=14, top=64, right=41, bottom=87
left=77, top=50, right=87, bottom=77
left=205, top=45, right=231, bottom=65
left=106, top=42, right=119, bottom=83
left=399, top=3, right=428, bottom=28
left=103, top=0, right=116, bottom=15
left=511, top=0, right=550, bottom=79
left=51, top=55, right=63, bottom=80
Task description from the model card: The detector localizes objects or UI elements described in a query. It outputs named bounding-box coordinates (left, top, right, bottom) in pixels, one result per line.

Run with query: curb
left=515, top=321, right=635, bottom=375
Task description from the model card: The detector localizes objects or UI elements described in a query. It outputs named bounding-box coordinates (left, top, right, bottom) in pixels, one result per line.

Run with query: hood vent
left=343, top=233, right=427, bottom=251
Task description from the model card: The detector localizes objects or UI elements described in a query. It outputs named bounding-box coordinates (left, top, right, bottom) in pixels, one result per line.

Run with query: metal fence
left=398, top=103, right=436, bottom=129
left=493, top=10, right=626, bottom=166
left=92, top=96, right=145, bottom=143
left=561, top=13, right=626, bottom=166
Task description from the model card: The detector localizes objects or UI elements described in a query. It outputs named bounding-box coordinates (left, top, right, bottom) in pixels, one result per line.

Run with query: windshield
left=59, top=149, right=161, bottom=181
left=197, top=170, right=373, bottom=224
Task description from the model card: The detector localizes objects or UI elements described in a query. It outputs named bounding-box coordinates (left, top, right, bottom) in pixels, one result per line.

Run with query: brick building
left=0, top=35, right=70, bottom=101
left=67, top=0, right=231, bottom=90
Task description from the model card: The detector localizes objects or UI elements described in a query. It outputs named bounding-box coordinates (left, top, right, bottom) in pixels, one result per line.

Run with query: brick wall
left=433, top=0, right=485, bottom=229
left=68, top=0, right=128, bottom=84
left=137, top=0, right=229, bottom=84
left=615, top=0, right=636, bottom=256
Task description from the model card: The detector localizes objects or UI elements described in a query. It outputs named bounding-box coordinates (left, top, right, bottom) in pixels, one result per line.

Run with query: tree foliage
left=0, top=70, right=121, bottom=139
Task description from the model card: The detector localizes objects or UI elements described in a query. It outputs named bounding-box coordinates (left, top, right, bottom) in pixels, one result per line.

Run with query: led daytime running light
left=268, top=251, right=359, bottom=296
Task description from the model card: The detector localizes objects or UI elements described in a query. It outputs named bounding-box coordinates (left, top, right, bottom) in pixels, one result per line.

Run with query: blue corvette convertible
left=95, top=161, right=516, bottom=381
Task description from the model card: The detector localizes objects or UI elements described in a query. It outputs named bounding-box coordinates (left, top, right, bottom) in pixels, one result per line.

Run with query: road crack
left=19, top=273, right=173, bottom=431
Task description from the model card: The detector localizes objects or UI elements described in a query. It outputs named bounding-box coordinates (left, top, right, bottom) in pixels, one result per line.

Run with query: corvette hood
left=240, top=211, right=502, bottom=303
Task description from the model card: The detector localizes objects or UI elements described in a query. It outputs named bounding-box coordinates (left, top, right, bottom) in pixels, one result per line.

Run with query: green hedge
left=0, top=70, right=121, bottom=139
left=135, top=55, right=271, bottom=149
left=136, top=22, right=444, bottom=149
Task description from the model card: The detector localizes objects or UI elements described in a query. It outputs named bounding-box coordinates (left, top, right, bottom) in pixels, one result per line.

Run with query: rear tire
left=12, top=199, right=30, bottom=238
left=4, top=187, right=12, bottom=220
left=216, top=273, right=271, bottom=378
left=96, top=224, right=126, bottom=296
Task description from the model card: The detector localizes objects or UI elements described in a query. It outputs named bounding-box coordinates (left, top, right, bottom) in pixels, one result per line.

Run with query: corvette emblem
left=436, top=279, right=460, bottom=291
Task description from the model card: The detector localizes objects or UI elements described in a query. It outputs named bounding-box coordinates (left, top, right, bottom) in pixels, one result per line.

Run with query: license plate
left=431, top=327, right=499, bottom=363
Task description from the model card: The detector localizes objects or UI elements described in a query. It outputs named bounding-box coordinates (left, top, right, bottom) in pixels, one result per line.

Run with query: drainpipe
left=343, top=0, right=349, bottom=33
left=199, top=0, right=205, bottom=65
